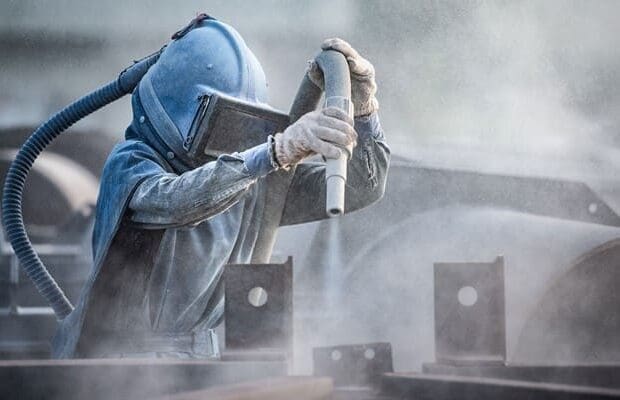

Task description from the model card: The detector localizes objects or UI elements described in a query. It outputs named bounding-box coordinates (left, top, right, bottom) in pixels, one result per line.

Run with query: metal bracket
left=313, top=342, right=394, bottom=387
left=434, top=256, right=506, bottom=364
left=224, top=257, right=293, bottom=353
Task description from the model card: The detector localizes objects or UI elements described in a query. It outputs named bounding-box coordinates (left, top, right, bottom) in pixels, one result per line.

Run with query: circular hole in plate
left=331, top=350, right=342, bottom=361
left=588, top=202, right=598, bottom=214
left=364, top=348, right=376, bottom=360
left=457, top=286, right=478, bottom=307
left=247, top=287, right=268, bottom=307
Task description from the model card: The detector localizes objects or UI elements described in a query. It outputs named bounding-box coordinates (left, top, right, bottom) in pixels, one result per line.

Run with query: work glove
left=307, top=38, right=379, bottom=117
left=274, top=107, right=357, bottom=168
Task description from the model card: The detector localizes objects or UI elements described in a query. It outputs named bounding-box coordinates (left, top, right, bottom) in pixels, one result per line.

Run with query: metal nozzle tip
left=328, top=208, right=343, bottom=217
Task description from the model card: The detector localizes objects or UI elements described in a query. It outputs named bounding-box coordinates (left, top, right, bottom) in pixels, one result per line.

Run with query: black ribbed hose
left=1, top=50, right=162, bottom=320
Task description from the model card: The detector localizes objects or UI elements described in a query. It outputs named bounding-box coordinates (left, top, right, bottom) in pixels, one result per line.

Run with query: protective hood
left=136, top=18, right=270, bottom=169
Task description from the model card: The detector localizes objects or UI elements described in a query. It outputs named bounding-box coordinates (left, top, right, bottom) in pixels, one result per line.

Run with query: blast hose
left=1, top=49, right=162, bottom=320
left=314, top=50, right=353, bottom=217
left=287, top=50, right=352, bottom=217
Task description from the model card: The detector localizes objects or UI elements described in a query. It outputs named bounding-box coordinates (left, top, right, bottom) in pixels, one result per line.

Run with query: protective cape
left=51, top=134, right=171, bottom=358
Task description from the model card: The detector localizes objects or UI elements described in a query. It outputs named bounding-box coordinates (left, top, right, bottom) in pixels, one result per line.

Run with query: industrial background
left=1, top=1, right=620, bottom=399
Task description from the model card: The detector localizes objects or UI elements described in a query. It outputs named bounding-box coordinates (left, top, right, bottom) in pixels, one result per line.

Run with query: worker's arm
left=129, top=104, right=354, bottom=229
left=279, top=112, right=390, bottom=226
left=279, top=38, right=390, bottom=225
left=127, top=143, right=275, bottom=228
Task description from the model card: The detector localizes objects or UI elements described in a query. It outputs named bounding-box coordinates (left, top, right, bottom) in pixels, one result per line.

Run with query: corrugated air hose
left=1, top=48, right=163, bottom=320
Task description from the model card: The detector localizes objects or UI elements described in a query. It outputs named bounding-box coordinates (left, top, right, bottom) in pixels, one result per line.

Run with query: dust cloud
left=2, top=0, right=620, bottom=383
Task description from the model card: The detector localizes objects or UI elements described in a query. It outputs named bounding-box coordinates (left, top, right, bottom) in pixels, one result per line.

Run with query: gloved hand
left=307, top=38, right=379, bottom=117
left=274, top=107, right=357, bottom=168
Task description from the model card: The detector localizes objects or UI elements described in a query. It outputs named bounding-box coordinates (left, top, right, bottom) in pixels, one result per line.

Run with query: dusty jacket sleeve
left=279, top=112, right=390, bottom=226
left=128, top=143, right=276, bottom=228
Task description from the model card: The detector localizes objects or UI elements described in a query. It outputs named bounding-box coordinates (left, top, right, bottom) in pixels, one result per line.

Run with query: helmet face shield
left=183, top=92, right=290, bottom=164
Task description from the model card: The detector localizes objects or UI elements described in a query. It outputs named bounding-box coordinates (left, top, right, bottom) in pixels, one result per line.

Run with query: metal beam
left=381, top=372, right=620, bottom=400
left=160, top=377, right=333, bottom=400
left=0, top=358, right=287, bottom=400
left=423, top=362, right=620, bottom=389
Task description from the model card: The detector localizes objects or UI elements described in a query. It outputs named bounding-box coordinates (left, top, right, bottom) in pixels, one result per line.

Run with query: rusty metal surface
left=381, top=372, right=620, bottom=400
left=313, top=343, right=393, bottom=387
left=434, top=256, right=506, bottom=364
left=159, top=376, right=333, bottom=400
left=517, top=238, right=620, bottom=364
left=224, top=258, right=293, bottom=352
left=0, top=358, right=287, bottom=400
left=422, top=362, right=620, bottom=389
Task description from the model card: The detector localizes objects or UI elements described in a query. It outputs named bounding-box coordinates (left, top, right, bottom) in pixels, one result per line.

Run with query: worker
left=52, top=15, right=390, bottom=359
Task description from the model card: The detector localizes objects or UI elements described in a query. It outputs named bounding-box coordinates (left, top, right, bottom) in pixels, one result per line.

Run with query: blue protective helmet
left=136, top=17, right=270, bottom=167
